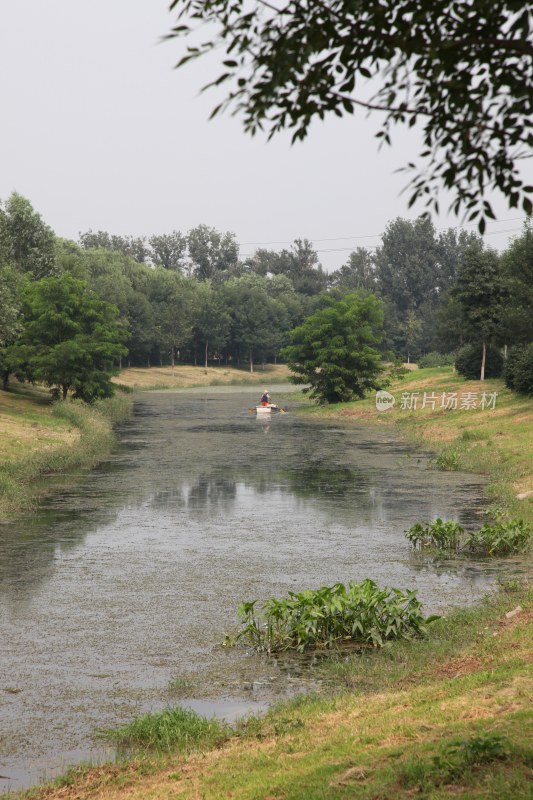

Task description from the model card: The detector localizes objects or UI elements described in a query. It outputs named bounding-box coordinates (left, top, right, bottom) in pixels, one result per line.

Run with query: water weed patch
left=224, top=579, right=439, bottom=653
left=406, top=517, right=531, bottom=556
left=466, top=519, right=532, bottom=555
left=406, top=518, right=464, bottom=551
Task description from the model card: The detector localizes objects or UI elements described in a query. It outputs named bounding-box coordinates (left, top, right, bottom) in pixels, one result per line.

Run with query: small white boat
left=256, top=403, right=279, bottom=414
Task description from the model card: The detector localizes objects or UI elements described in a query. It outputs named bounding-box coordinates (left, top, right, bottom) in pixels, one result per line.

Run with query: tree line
left=1, top=191, right=532, bottom=402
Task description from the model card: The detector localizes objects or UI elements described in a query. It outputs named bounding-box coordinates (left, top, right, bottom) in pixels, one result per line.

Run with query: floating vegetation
left=224, top=579, right=438, bottom=653
left=405, top=518, right=464, bottom=552
left=406, top=518, right=531, bottom=556
left=465, top=519, right=532, bottom=556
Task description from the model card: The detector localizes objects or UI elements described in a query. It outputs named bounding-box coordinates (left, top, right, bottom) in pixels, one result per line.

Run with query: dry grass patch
left=115, top=364, right=291, bottom=390
left=0, top=383, right=78, bottom=464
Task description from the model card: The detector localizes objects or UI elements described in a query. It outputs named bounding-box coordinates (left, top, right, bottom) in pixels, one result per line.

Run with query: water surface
left=1, top=386, right=526, bottom=792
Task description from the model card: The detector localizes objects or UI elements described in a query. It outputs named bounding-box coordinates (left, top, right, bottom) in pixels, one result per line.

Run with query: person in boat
left=260, top=389, right=271, bottom=406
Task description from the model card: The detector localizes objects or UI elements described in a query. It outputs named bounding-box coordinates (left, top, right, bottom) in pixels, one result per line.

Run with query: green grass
left=102, top=706, right=229, bottom=753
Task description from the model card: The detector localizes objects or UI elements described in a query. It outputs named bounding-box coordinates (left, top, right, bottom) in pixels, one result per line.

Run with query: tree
left=0, top=263, right=23, bottom=390
left=186, top=224, right=239, bottom=280
left=0, top=263, right=22, bottom=349
left=191, top=281, right=231, bottom=369
left=281, top=292, right=385, bottom=403
left=329, top=248, right=376, bottom=293
left=148, top=269, right=196, bottom=367
left=123, top=290, right=155, bottom=367
left=79, top=230, right=148, bottom=263
left=1, top=193, right=57, bottom=278
left=373, top=217, right=441, bottom=358
left=9, top=276, right=127, bottom=400
left=148, top=231, right=187, bottom=271
left=221, top=274, right=284, bottom=371
left=453, top=240, right=507, bottom=380
left=169, top=0, right=533, bottom=230
left=499, top=218, right=533, bottom=346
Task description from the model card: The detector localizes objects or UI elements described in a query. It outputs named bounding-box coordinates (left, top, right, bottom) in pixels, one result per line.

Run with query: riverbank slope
left=0, top=383, right=132, bottom=514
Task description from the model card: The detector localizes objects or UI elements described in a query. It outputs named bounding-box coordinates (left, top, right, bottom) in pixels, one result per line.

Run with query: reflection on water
left=0, top=387, right=530, bottom=792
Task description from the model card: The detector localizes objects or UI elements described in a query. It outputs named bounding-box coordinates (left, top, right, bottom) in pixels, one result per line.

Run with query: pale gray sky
left=0, top=1, right=529, bottom=271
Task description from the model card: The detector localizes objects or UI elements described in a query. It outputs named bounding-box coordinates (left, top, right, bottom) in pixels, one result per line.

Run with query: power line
left=238, top=217, right=525, bottom=249
left=239, top=226, right=523, bottom=258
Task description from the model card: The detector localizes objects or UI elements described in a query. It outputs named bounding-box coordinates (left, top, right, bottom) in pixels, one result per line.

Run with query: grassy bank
left=304, top=366, right=533, bottom=528
left=17, top=587, right=532, bottom=800
left=0, top=383, right=132, bottom=514
left=115, top=363, right=291, bottom=391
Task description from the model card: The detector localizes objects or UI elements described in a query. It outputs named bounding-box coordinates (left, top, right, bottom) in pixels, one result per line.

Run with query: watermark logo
left=375, top=390, right=396, bottom=412
left=375, top=390, right=498, bottom=411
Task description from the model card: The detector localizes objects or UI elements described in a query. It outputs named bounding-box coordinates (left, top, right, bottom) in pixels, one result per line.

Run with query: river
left=0, top=386, right=525, bottom=793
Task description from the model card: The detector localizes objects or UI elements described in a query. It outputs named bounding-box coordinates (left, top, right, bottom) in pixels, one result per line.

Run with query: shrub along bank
left=0, top=383, right=132, bottom=514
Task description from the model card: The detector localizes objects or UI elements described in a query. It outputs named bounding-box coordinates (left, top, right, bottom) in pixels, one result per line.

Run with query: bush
left=455, top=343, right=503, bottom=380
left=503, top=345, right=526, bottom=390
left=418, top=352, right=456, bottom=368
left=506, top=343, right=533, bottom=395
left=224, top=579, right=439, bottom=652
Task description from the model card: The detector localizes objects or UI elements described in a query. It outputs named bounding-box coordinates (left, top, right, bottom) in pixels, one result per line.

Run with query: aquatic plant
left=406, top=517, right=531, bottom=557
left=405, top=518, right=464, bottom=552
left=465, top=519, right=531, bottom=556
left=225, top=579, right=438, bottom=653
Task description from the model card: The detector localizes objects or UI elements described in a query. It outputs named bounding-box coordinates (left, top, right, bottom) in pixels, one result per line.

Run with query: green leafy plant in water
left=407, top=516, right=531, bottom=557
left=465, top=519, right=531, bottom=556
left=225, top=579, right=439, bottom=653
left=405, top=518, right=464, bottom=552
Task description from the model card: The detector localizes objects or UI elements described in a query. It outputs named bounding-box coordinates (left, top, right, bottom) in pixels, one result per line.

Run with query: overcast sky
left=0, top=1, right=529, bottom=272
